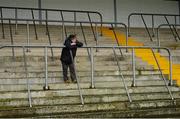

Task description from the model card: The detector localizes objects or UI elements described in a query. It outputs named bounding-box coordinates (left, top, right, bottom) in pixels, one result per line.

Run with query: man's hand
left=71, top=43, right=76, bottom=45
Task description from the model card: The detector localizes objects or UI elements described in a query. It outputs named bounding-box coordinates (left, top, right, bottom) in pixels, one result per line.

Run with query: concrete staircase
left=0, top=24, right=180, bottom=117
left=129, top=27, right=180, bottom=63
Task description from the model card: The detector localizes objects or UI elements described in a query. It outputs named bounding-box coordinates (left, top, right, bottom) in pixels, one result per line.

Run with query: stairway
left=0, top=24, right=180, bottom=117
left=101, top=27, right=180, bottom=86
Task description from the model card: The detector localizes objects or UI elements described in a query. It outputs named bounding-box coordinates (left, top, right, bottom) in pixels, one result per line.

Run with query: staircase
left=0, top=24, right=180, bottom=117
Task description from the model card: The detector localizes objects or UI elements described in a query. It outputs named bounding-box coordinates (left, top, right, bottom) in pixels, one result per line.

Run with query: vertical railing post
left=111, top=24, right=123, bottom=57
left=15, top=8, right=18, bottom=34
left=128, top=15, right=131, bottom=37
left=69, top=50, right=84, bottom=105
left=125, top=24, right=128, bottom=52
left=175, top=16, right=177, bottom=31
left=87, top=13, right=98, bottom=50
left=23, top=46, right=32, bottom=107
left=43, top=47, right=50, bottom=90
left=99, top=14, right=103, bottom=36
left=90, top=48, right=95, bottom=88
left=164, top=16, right=177, bottom=41
left=168, top=49, right=173, bottom=86
left=172, top=25, right=180, bottom=41
left=151, top=49, right=174, bottom=101
left=74, top=12, right=77, bottom=34
left=31, top=9, right=38, bottom=40
left=60, top=11, right=67, bottom=40
left=45, top=17, right=54, bottom=60
left=113, top=47, right=132, bottom=102
left=132, top=48, right=136, bottom=87
left=45, top=10, right=48, bottom=35
left=157, top=26, right=161, bottom=48
left=152, top=15, right=155, bottom=37
left=0, top=8, right=5, bottom=39
left=61, top=17, right=65, bottom=41
left=26, top=21, right=30, bottom=52
left=141, top=15, right=153, bottom=41
left=9, top=19, right=15, bottom=60
left=80, top=22, right=91, bottom=60
left=14, top=8, right=18, bottom=34
left=95, top=23, right=99, bottom=52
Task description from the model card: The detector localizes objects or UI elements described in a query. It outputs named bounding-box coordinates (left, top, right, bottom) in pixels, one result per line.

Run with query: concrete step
left=0, top=49, right=130, bottom=57
left=0, top=75, right=162, bottom=84
left=0, top=92, right=178, bottom=108
left=0, top=99, right=179, bottom=118
left=0, top=86, right=178, bottom=99
left=39, top=106, right=180, bottom=118
left=0, top=63, right=153, bottom=72
left=0, top=70, right=161, bottom=78
left=0, top=79, right=167, bottom=91
left=0, top=60, right=147, bottom=67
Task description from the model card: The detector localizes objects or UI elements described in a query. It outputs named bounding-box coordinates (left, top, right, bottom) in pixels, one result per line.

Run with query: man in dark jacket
left=60, top=34, right=83, bottom=83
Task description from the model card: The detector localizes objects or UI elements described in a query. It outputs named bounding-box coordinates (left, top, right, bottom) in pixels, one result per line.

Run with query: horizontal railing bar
left=0, top=45, right=171, bottom=50
left=158, top=24, right=180, bottom=28
left=0, top=45, right=173, bottom=86
left=129, top=13, right=180, bottom=17
left=157, top=23, right=180, bottom=48
left=0, top=6, right=102, bottom=15
left=128, top=13, right=180, bottom=37
left=0, top=18, right=125, bottom=25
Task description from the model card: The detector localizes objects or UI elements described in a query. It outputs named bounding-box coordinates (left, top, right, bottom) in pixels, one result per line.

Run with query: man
left=60, top=34, right=83, bottom=83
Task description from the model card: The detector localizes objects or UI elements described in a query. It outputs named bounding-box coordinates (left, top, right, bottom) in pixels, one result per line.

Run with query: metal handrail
left=157, top=24, right=180, bottom=47
left=112, top=48, right=132, bottom=102
left=0, top=18, right=128, bottom=59
left=60, top=11, right=68, bottom=39
left=0, top=45, right=174, bottom=106
left=0, top=6, right=103, bottom=37
left=111, top=24, right=124, bottom=57
left=151, top=49, right=174, bottom=100
left=128, top=13, right=180, bottom=40
left=0, top=6, right=103, bottom=16
left=80, top=22, right=91, bottom=61
left=22, top=47, right=32, bottom=107
left=31, top=9, right=38, bottom=40
left=45, top=18, right=54, bottom=59
left=0, top=8, right=5, bottom=39
left=70, top=50, right=84, bottom=105
left=87, top=13, right=99, bottom=52
left=140, top=15, right=153, bottom=41
left=8, top=20, right=15, bottom=60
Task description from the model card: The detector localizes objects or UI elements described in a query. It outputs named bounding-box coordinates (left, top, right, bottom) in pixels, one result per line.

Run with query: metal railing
left=0, top=45, right=174, bottom=107
left=0, top=18, right=128, bottom=59
left=157, top=24, right=180, bottom=47
left=0, top=6, right=103, bottom=38
left=128, top=13, right=180, bottom=41
left=112, top=48, right=132, bottom=102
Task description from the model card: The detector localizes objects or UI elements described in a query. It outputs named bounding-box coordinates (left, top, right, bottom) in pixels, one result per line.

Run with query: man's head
left=69, top=34, right=77, bottom=43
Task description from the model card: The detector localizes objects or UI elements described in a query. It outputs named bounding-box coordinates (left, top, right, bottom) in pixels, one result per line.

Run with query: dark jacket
left=60, top=38, right=83, bottom=64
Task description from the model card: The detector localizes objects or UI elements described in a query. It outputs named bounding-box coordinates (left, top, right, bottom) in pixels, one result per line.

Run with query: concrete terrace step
left=0, top=79, right=168, bottom=91
left=0, top=60, right=147, bottom=67
left=0, top=65, right=154, bottom=73
left=0, top=99, right=179, bottom=118
left=0, top=92, right=178, bottom=108
left=0, top=75, right=162, bottom=84
left=0, top=50, right=130, bottom=57
left=0, top=86, right=178, bottom=99
left=0, top=70, right=161, bottom=79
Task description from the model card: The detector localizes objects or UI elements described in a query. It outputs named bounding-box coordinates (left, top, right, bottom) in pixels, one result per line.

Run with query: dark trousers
left=61, top=61, right=76, bottom=81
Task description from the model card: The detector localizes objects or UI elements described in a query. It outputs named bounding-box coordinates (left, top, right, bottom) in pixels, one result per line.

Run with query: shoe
left=72, top=80, right=77, bottom=83
left=64, top=79, right=71, bottom=83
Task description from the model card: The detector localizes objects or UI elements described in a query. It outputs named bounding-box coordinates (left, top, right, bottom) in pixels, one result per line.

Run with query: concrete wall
left=0, top=0, right=179, bottom=27
left=117, top=0, right=179, bottom=27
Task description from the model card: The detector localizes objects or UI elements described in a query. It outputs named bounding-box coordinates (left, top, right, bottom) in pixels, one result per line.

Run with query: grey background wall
left=0, top=0, right=179, bottom=27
